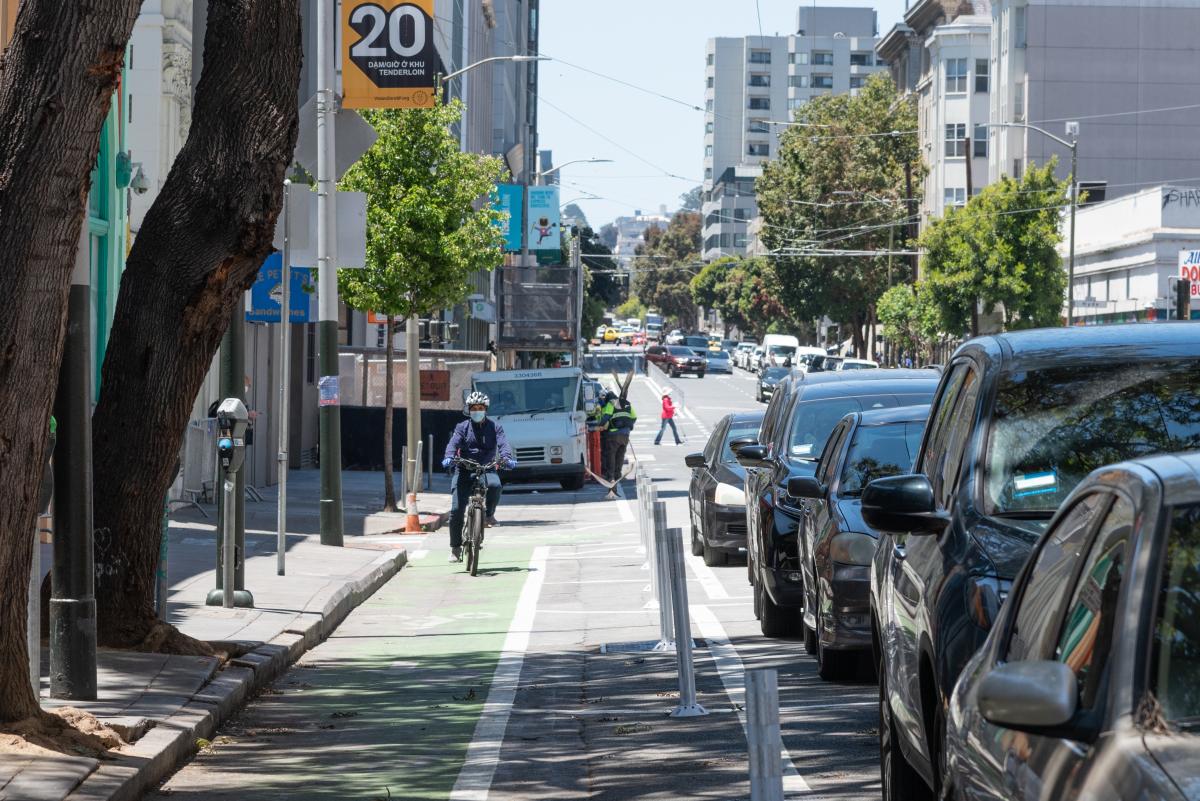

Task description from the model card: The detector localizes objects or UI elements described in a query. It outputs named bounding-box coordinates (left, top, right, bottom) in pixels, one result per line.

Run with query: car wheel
left=697, top=372, right=705, bottom=379
left=880, top=652, right=933, bottom=801
left=747, top=553, right=756, bottom=586
left=815, top=585, right=856, bottom=681
left=690, top=521, right=704, bottom=556
left=756, top=389, right=763, bottom=402
left=702, top=541, right=728, bottom=567
left=756, top=580, right=800, bottom=638
left=670, top=369, right=680, bottom=378
left=560, top=474, right=585, bottom=491
left=752, top=576, right=763, bottom=620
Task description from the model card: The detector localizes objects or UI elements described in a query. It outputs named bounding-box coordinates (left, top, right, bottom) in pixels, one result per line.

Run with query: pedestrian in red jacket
left=654, top=391, right=682, bottom=445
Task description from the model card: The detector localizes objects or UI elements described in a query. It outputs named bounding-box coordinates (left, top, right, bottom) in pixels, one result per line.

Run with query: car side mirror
left=978, top=661, right=1078, bottom=730
left=735, top=444, right=771, bottom=469
left=787, top=476, right=826, bottom=499
left=861, top=474, right=949, bottom=535
left=684, top=452, right=707, bottom=469
left=728, top=436, right=757, bottom=456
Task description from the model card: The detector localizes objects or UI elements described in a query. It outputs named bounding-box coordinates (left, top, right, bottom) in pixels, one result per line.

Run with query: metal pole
left=406, top=315, right=421, bottom=495
left=277, top=180, right=292, bottom=576
left=426, top=434, right=433, bottom=490
left=414, top=439, right=423, bottom=500
left=746, top=669, right=784, bottom=801
left=652, top=498, right=675, bottom=651
left=222, top=474, right=236, bottom=608
left=666, top=527, right=707, bottom=717
left=1067, top=140, right=1078, bottom=327
left=400, top=444, right=408, bottom=503
left=316, top=0, right=344, bottom=546
left=49, top=247, right=98, bottom=699
left=572, top=234, right=583, bottom=366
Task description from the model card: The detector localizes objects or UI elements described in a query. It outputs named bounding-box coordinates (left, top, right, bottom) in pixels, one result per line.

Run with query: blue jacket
left=444, top=418, right=513, bottom=466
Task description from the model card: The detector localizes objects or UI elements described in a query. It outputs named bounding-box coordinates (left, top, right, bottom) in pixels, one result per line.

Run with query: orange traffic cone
left=405, top=492, right=421, bottom=534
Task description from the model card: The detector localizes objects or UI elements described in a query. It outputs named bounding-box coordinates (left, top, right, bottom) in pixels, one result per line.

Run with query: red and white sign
left=1179, top=250, right=1200, bottom=296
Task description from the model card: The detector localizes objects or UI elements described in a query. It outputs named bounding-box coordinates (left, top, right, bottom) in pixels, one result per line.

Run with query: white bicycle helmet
left=465, top=390, right=490, bottom=408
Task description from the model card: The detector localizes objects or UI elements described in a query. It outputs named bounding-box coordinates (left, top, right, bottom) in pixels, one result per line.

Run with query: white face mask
left=470, top=410, right=486, bottom=423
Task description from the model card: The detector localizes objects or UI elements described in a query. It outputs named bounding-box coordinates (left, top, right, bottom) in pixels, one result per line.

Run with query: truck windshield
left=985, top=360, right=1200, bottom=515
left=476, top=377, right=576, bottom=416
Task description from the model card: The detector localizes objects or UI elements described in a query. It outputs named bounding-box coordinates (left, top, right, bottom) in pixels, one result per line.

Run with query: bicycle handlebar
left=451, top=457, right=506, bottom=472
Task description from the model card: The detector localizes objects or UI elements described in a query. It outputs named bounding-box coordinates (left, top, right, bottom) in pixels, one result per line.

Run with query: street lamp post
left=987, top=121, right=1080, bottom=325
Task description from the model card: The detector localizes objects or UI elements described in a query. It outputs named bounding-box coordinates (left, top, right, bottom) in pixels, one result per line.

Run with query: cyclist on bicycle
left=442, top=391, right=517, bottom=563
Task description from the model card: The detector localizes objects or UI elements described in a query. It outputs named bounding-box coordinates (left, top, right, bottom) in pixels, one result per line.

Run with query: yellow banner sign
left=341, top=0, right=437, bottom=109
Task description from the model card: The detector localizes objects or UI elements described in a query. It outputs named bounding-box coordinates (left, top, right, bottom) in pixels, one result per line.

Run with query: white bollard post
left=652, top=499, right=675, bottom=651
left=747, top=669, right=784, bottom=800
left=666, top=527, right=707, bottom=717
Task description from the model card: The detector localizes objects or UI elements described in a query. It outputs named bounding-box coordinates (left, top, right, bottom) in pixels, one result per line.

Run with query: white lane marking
left=616, top=497, right=634, bottom=523
left=684, top=547, right=730, bottom=600
left=691, top=605, right=813, bottom=795
left=450, top=546, right=550, bottom=801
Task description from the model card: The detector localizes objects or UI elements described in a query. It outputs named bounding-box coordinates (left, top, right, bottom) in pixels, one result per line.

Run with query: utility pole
left=49, top=241, right=98, bottom=699
left=317, top=0, right=344, bottom=545
left=276, top=181, right=293, bottom=575
left=572, top=231, right=583, bottom=365
left=406, top=314, right=421, bottom=495
left=1067, top=127, right=1079, bottom=327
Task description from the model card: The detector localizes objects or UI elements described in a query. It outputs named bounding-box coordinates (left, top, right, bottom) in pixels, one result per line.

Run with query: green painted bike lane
left=153, top=539, right=537, bottom=800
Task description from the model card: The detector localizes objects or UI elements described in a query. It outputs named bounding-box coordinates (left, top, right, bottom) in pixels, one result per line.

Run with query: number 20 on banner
left=341, top=0, right=436, bottom=109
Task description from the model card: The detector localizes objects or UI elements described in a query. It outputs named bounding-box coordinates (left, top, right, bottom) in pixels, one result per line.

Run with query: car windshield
left=685, top=336, right=709, bottom=348
left=722, top=422, right=763, bottom=464
left=838, top=421, right=926, bottom=496
left=789, top=392, right=934, bottom=475
left=985, top=360, right=1200, bottom=515
left=1151, top=504, right=1200, bottom=724
left=668, top=346, right=694, bottom=357
left=475, top=377, right=576, bottom=415
left=769, top=345, right=796, bottom=356
left=709, top=351, right=729, bottom=360
left=762, top=367, right=790, bottom=381
left=842, top=361, right=878, bottom=370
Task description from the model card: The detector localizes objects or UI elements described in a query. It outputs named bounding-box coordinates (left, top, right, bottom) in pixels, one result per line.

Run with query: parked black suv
left=737, top=370, right=939, bottom=639
left=864, top=323, right=1200, bottom=800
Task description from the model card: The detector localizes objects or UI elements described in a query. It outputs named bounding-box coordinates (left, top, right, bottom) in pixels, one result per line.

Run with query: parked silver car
left=945, top=451, right=1200, bottom=801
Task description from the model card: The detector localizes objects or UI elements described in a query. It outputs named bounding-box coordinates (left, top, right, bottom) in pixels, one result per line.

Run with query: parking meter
left=215, top=399, right=247, bottom=608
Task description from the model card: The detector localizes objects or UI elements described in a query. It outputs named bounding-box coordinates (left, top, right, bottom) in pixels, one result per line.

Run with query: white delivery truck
left=469, top=366, right=593, bottom=490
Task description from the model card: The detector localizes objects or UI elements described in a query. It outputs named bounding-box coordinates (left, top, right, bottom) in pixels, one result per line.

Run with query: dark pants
left=604, top=432, right=630, bottom=480
left=654, top=417, right=681, bottom=445
left=449, top=469, right=502, bottom=549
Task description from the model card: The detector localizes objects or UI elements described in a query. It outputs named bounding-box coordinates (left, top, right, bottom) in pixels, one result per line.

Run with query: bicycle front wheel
left=467, top=507, right=484, bottom=576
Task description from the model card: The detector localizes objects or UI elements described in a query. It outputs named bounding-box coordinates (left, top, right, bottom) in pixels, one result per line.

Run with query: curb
left=64, top=548, right=408, bottom=801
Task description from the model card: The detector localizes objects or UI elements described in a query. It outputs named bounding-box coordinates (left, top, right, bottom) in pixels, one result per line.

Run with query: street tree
left=338, top=100, right=507, bottom=511
left=920, top=160, right=1070, bottom=335
left=678, top=185, right=703, bottom=212
left=0, top=0, right=164, bottom=722
left=633, top=211, right=701, bottom=329
left=88, top=0, right=303, bottom=653
left=876, top=282, right=942, bottom=363
left=756, top=73, right=922, bottom=356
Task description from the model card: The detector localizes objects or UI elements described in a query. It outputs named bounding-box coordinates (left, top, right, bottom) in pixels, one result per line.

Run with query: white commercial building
left=1065, top=185, right=1200, bottom=324
left=703, top=6, right=885, bottom=261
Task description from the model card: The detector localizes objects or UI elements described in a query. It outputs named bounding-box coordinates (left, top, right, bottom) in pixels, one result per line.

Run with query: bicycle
left=452, top=457, right=502, bottom=576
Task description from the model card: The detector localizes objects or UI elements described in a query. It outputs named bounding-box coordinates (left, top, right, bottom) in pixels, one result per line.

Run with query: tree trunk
left=89, top=0, right=302, bottom=650
left=382, top=317, right=397, bottom=511
left=0, top=0, right=142, bottom=723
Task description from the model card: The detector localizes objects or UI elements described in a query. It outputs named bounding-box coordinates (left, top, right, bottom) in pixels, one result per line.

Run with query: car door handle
left=892, top=542, right=907, bottom=560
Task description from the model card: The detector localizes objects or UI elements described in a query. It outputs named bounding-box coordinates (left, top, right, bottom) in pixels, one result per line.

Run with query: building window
left=706, top=121, right=714, bottom=134
left=706, top=53, right=714, bottom=66
left=812, top=74, right=833, bottom=89
left=973, top=124, right=988, bottom=157
left=812, top=51, right=833, bottom=66
left=733, top=233, right=747, bottom=248
left=793, top=52, right=809, bottom=65
left=1012, top=158, right=1023, bottom=179
left=750, top=49, right=771, bottom=64
left=975, top=58, right=989, bottom=92
left=850, top=52, right=872, bottom=66
left=945, top=123, right=966, bottom=157
left=1014, top=6, right=1026, bottom=48
left=706, top=99, right=714, bottom=112
left=705, top=144, right=713, bottom=157
left=790, top=75, right=810, bottom=88
left=849, top=76, right=864, bottom=89
left=707, top=76, right=714, bottom=88
left=705, top=167, right=713, bottom=180
left=733, top=208, right=750, bottom=221
left=945, top=58, right=967, bottom=93
left=1014, top=82, right=1025, bottom=121
left=944, top=187, right=966, bottom=208
left=749, top=73, right=770, bottom=87
left=749, top=97, right=770, bottom=110
left=748, top=119, right=770, bottom=134
left=748, top=142, right=769, bottom=157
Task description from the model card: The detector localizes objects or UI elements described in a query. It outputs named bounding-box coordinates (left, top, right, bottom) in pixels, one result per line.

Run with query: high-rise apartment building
left=702, top=7, right=884, bottom=261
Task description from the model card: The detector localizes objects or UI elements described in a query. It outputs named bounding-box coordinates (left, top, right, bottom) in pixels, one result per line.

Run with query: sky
left=537, top=0, right=909, bottom=231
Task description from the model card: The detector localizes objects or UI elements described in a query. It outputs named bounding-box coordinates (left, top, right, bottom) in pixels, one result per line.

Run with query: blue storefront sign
left=246, top=252, right=315, bottom=323
left=495, top=184, right=524, bottom=252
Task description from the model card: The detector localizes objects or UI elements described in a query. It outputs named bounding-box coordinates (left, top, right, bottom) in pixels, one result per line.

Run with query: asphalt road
left=149, top=361, right=880, bottom=800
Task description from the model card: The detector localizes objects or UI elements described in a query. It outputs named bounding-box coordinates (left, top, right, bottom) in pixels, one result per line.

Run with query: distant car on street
left=685, top=410, right=765, bottom=566
left=756, top=366, right=790, bottom=403
left=946, top=451, right=1200, bottom=801
left=837, top=358, right=879, bottom=370
left=645, top=344, right=706, bottom=378
left=666, top=329, right=686, bottom=345
left=705, top=349, right=733, bottom=374
left=735, top=342, right=758, bottom=369
left=684, top=335, right=711, bottom=358
left=787, top=404, right=929, bottom=680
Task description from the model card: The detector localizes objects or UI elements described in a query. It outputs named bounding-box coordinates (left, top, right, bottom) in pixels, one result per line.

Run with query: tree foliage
left=876, top=283, right=942, bottom=362
left=920, top=160, right=1070, bottom=335
left=689, top=256, right=792, bottom=339
left=678, top=185, right=703, bottom=212
left=632, top=211, right=700, bottom=329
left=337, top=98, right=507, bottom=319
left=756, top=73, right=922, bottom=356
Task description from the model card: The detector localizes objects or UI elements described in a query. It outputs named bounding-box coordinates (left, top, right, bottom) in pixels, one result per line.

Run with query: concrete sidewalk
left=5, top=469, right=451, bottom=801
